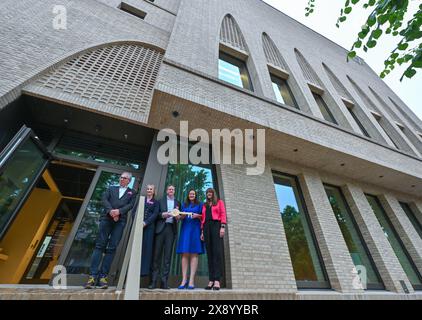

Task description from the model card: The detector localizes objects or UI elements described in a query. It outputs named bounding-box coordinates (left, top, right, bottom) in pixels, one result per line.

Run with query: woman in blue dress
left=176, top=189, right=204, bottom=289
left=141, top=185, right=159, bottom=277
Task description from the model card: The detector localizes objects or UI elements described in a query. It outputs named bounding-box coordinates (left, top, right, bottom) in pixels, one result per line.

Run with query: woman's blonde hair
left=146, top=184, right=156, bottom=198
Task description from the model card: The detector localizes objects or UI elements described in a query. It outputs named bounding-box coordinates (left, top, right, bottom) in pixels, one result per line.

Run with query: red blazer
left=201, top=200, right=227, bottom=229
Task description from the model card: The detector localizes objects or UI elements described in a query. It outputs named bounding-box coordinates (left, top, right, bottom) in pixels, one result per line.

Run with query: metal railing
left=116, top=196, right=145, bottom=300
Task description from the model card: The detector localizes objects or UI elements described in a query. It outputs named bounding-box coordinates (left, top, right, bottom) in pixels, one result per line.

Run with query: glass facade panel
left=366, top=194, right=422, bottom=289
left=399, top=202, right=422, bottom=239
left=325, top=185, right=383, bottom=289
left=167, top=163, right=216, bottom=278
left=64, top=171, right=135, bottom=275
left=54, top=147, right=141, bottom=170
left=0, top=136, right=48, bottom=238
left=273, top=173, right=329, bottom=288
left=312, top=92, right=337, bottom=124
left=218, top=52, right=252, bottom=90
left=271, top=75, right=298, bottom=108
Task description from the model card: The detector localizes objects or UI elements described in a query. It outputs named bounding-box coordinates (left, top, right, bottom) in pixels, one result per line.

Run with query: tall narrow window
left=343, top=101, right=371, bottom=137
left=371, top=112, right=400, bottom=149
left=399, top=202, right=422, bottom=239
left=119, top=2, right=147, bottom=19
left=271, top=74, right=298, bottom=108
left=312, top=92, right=337, bottom=124
left=218, top=52, right=253, bottom=91
left=366, top=194, right=422, bottom=290
left=273, top=173, right=329, bottom=288
left=324, top=185, right=383, bottom=289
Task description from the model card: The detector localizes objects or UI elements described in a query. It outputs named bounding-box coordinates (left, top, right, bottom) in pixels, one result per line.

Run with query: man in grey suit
left=149, top=185, right=181, bottom=289
left=85, top=171, right=136, bottom=289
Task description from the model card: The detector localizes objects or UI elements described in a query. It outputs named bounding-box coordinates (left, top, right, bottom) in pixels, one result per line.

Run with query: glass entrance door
left=0, top=125, right=50, bottom=240
left=57, top=167, right=140, bottom=286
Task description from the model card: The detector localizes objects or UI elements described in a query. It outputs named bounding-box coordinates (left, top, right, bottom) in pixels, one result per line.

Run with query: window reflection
left=167, top=163, right=216, bottom=278
left=218, top=52, right=253, bottom=90
left=271, top=75, right=298, bottom=109
left=274, top=173, right=329, bottom=288
left=325, top=185, right=383, bottom=289
left=366, top=194, right=422, bottom=289
left=64, top=171, right=135, bottom=275
left=399, top=202, right=422, bottom=239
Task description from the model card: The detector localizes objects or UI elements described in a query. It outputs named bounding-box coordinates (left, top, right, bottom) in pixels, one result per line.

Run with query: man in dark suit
left=149, top=185, right=181, bottom=289
left=85, top=171, right=136, bottom=289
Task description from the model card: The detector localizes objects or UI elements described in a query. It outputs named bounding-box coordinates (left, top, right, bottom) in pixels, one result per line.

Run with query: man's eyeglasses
left=120, top=176, right=130, bottom=180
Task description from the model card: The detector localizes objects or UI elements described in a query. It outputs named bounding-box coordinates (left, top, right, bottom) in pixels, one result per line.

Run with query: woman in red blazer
left=200, top=188, right=227, bottom=290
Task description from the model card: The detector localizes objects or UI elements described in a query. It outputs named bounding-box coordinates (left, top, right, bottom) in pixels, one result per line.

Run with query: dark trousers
left=89, top=218, right=126, bottom=277
left=151, top=223, right=175, bottom=283
left=203, top=220, right=223, bottom=282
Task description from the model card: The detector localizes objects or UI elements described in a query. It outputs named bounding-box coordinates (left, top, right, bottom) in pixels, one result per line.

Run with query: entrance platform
left=1, top=285, right=422, bottom=300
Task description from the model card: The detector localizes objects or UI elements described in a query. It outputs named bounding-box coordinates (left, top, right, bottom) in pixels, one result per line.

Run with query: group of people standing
left=85, top=172, right=227, bottom=291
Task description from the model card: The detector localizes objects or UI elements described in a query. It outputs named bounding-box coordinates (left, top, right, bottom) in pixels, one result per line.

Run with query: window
left=273, top=173, right=329, bottom=288
left=167, top=163, right=218, bottom=282
left=218, top=52, right=253, bottom=90
left=399, top=202, right=422, bottom=239
left=271, top=74, right=298, bottom=108
left=343, top=101, right=370, bottom=138
left=371, top=112, right=400, bottom=149
left=366, top=194, right=422, bottom=290
left=324, top=185, right=383, bottom=289
left=312, top=92, right=337, bottom=124
left=119, top=2, right=146, bottom=20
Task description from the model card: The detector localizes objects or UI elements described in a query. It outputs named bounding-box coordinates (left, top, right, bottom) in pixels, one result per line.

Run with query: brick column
left=298, top=171, right=362, bottom=293
left=217, top=163, right=297, bottom=292
left=342, top=184, right=413, bottom=293
left=379, top=194, right=422, bottom=277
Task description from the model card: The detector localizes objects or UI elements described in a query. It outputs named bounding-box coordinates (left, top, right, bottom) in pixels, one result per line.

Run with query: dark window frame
left=273, top=170, right=331, bottom=290
left=324, top=184, right=385, bottom=290
left=343, top=101, right=371, bottom=138
left=218, top=51, right=253, bottom=91
left=270, top=74, right=299, bottom=109
left=399, top=202, right=422, bottom=239
left=312, top=91, right=338, bottom=125
left=366, top=194, right=422, bottom=291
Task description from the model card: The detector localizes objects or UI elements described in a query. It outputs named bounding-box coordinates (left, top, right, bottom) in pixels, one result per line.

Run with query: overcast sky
left=262, top=0, right=422, bottom=121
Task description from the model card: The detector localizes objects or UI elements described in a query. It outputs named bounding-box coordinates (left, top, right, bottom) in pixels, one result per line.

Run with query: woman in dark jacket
left=200, top=188, right=227, bottom=291
left=141, top=184, right=159, bottom=277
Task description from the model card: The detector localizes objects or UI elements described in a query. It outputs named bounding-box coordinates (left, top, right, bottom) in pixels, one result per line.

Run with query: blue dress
left=176, top=203, right=205, bottom=254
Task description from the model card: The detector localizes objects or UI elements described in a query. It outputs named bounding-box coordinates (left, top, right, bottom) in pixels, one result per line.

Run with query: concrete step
left=1, top=285, right=422, bottom=300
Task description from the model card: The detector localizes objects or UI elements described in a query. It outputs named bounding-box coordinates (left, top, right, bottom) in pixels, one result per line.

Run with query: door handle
left=30, top=240, right=40, bottom=250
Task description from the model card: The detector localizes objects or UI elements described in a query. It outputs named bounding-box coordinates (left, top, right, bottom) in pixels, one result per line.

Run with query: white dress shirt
left=165, top=197, right=175, bottom=223
left=119, top=187, right=128, bottom=199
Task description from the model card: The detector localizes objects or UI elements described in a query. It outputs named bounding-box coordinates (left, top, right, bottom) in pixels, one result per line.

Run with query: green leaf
left=398, top=43, right=409, bottom=50
left=348, top=51, right=357, bottom=59
left=344, top=7, right=352, bottom=14
left=367, top=40, right=377, bottom=48
left=372, top=29, right=382, bottom=39
left=404, top=68, right=416, bottom=78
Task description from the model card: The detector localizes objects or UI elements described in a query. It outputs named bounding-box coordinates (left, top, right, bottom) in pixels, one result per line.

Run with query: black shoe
left=212, top=286, right=220, bottom=291
left=160, top=280, right=170, bottom=290
left=205, top=282, right=214, bottom=290
left=148, top=281, right=157, bottom=289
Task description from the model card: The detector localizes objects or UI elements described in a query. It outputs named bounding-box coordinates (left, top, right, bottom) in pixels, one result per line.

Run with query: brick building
left=0, top=0, right=421, bottom=300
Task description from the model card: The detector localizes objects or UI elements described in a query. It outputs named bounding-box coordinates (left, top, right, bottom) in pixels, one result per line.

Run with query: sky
left=262, top=0, right=422, bottom=122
